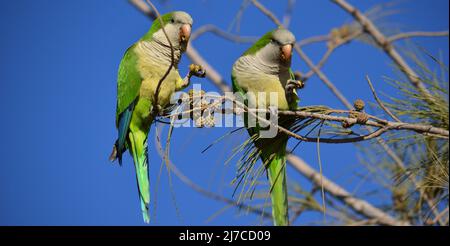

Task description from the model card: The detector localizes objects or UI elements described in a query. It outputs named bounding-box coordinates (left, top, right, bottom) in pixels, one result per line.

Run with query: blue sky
left=0, top=0, right=448, bottom=225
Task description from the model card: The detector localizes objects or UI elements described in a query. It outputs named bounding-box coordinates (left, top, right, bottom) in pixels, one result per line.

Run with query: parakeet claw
left=285, top=79, right=304, bottom=91
left=152, top=104, right=163, bottom=115
left=285, top=79, right=303, bottom=103
left=189, top=64, right=206, bottom=78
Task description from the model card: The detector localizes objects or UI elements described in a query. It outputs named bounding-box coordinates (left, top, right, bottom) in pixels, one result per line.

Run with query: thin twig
left=302, top=29, right=363, bottom=80
left=250, top=0, right=283, bottom=26
left=388, top=31, right=449, bottom=43
left=432, top=206, right=449, bottom=225
left=129, top=0, right=157, bottom=19
left=366, top=75, right=401, bottom=122
left=144, top=0, right=175, bottom=115
left=282, top=0, right=296, bottom=28
left=297, top=34, right=330, bottom=47
left=191, top=24, right=257, bottom=43
left=186, top=43, right=232, bottom=92
left=298, top=30, right=449, bottom=80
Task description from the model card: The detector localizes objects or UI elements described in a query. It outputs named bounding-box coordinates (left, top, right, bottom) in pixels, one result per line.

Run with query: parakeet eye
left=171, top=18, right=175, bottom=23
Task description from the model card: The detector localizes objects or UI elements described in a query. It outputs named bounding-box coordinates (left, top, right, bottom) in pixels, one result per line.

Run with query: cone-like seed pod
left=354, top=99, right=365, bottom=111
left=189, top=64, right=203, bottom=74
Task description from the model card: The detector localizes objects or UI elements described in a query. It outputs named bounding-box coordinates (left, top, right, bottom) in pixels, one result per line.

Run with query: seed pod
left=353, top=99, right=365, bottom=111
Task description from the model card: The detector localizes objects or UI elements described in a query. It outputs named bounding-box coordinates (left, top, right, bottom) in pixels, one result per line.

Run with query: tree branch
left=250, top=0, right=283, bottom=26
left=330, top=0, right=434, bottom=102
left=388, top=30, right=449, bottom=43
left=175, top=94, right=449, bottom=140
left=297, top=34, right=330, bottom=47
left=282, top=0, right=296, bottom=28
left=191, top=24, right=257, bottom=43
left=287, top=154, right=410, bottom=226
left=366, top=75, right=401, bottom=122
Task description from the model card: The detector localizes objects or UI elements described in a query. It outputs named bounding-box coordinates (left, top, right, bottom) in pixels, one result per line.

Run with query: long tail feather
left=262, top=140, right=289, bottom=226
left=128, top=130, right=151, bottom=223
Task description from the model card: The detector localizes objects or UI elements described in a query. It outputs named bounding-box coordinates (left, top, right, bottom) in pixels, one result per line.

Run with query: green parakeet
left=109, top=11, right=205, bottom=223
left=232, top=28, right=302, bottom=226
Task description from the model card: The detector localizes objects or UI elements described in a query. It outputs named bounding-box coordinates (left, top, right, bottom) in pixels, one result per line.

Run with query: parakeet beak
left=281, top=44, right=292, bottom=61
left=180, top=24, right=191, bottom=43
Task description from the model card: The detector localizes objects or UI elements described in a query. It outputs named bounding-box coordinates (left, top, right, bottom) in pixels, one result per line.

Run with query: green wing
left=116, top=44, right=142, bottom=124
left=112, top=44, right=143, bottom=164
left=243, top=30, right=273, bottom=56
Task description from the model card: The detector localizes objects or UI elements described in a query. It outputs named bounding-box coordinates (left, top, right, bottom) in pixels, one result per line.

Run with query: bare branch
left=302, top=29, right=363, bottom=80
left=388, top=31, right=449, bottom=43
left=129, top=0, right=157, bottom=19
left=295, top=45, right=354, bottom=109
left=282, top=0, right=296, bottom=28
left=278, top=109, right=449, bottom=138
left=331, top=0, right=434, bottom=102
left=366, top=75, right=401, bottom=122
left=297, top=30, right=449, bottom=81
left=287, top=154, right=410, bottom=226
left=250, top=0, right=283, bottom=26
left=171, top=94, right=449, bottom=142
left=191, top=24, right=257, bottom=43
left=297, top=34, right=330, bottom=47
left=186, top=43, right=232, bottom=92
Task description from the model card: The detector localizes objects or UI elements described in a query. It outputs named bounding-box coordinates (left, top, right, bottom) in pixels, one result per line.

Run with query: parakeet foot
left=152, top=104, right=163, bottom=115
left=285, top=79, right=304, bottom=103
left=189, top=64, right=206, bottom=78
left=285, top=79, right=304, bottom=91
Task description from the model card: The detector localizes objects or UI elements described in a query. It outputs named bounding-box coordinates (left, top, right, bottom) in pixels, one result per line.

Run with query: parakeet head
left=143, top=11, right=193, bottom=51
left=244, top=28, right=296, bottom=67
